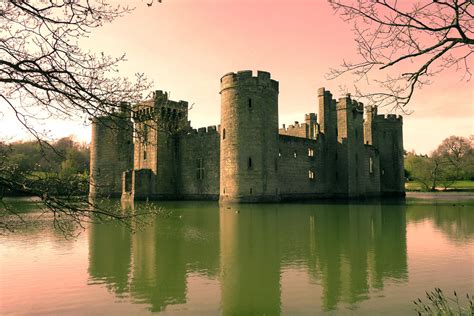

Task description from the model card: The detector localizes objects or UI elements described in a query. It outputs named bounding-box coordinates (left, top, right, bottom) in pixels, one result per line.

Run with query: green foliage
left=2, top=137, right=89, bottom=176
left=0, top=137, right=89, bottom=197
left=433, top=136, right=474, bottom=185
left=405, top=153, right=435, bottom=191
left=414, top=288, right=473, bottom=315
left=405, top=136, right=474, bottom=191
left=60, top=149, right=89, bottom=177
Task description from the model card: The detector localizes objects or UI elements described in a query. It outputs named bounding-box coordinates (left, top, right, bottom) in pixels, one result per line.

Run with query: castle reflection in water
left=88, top=202, right=408, bottom=313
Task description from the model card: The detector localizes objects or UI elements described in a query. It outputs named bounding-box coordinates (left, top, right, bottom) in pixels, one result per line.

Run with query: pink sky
left=1, top=0, right=472, bottom=154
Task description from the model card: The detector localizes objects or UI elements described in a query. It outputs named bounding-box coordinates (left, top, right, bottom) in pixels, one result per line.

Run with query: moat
left=1, top=193, right=473, bottom=315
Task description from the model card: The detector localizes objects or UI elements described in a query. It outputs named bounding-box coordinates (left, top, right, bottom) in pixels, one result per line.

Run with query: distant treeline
left=405, top=136, right=474, bottom=191
left=0, top=137, right=90, bottom=197
left=1, top=137, right=89, bottom=177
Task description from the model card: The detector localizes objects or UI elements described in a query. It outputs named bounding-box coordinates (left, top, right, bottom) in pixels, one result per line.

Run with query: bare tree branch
left=0, top=1, right=158, bottom=236
left=327, top=0, right=473, bottom=110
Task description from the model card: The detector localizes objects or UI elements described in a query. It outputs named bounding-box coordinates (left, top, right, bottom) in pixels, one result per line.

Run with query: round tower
left=89, top=107, right=133, bottom=198
left=220, top=70, right=280, bottom=202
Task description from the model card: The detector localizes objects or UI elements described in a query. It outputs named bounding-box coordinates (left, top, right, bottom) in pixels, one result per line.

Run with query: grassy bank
left=405, top=180, right=474, bottom=192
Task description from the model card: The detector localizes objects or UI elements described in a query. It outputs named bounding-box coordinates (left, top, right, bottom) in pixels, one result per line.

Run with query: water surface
left=1, top=194, right=473, bottom=315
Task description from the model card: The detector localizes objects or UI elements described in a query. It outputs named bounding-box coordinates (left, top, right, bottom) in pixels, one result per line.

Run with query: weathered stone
left=89, top=71, right=405, bottom=202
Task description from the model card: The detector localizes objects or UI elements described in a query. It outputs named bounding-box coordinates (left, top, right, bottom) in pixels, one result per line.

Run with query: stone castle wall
left=277, top=135, right=325, bottom=199
left=89, top=70, right=404, bottom=202
left=279, top=113, right=318, bottom=140
left=176, top=127, right=220, bottom=199
left=89, top=110, right=133, bottom=198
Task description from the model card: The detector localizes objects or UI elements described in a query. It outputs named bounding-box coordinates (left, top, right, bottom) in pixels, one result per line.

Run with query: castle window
left=197, top=158, right=204, bottom=180
left=382, top=169, right=385, bottom=176
left=278, top=150, right=282, bottom=158
left=308, top=148, right=314, bottom=157
left=143, top=124, right=148, bottom=142
left=355, top=128, right=358, bottom=139
left=294, top=150, right=297, bottom=158
left=309, top=170, right=315, bottom=180
left=250, top=188, right=253, bottom=194
left=248, top=157, right=252, bottom=169
left=369, top=157, right=374, bottom=174
left=335, top=152, right=338, bottom=161
left=223, top=128, right=226, bottom=140
left=143, top=151, right=147, bottom=160
left=335, top=127, right=338, bottom=136
left=248, top=98, right=252, bottom=109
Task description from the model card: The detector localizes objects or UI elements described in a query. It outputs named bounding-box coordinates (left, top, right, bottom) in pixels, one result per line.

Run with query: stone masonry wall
left=131, top=91, right=189, bottom=198
left=220, top=70, right=280, bottom=202
left=176, top=126, right=220, bottom=199
left=374, top=115, right=404, bottom=195
left=279, top=122, right=309, bottom=138
left=277, top=135, right=325, bottom=199
left=89, top=113, right=133, bottom=198
left=317, top=88, right=338, bottom=193
left=104, top=72, right=404, bottom=202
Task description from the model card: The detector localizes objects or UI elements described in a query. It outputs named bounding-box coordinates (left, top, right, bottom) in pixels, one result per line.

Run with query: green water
left=1, top=193, right=473, bottom=315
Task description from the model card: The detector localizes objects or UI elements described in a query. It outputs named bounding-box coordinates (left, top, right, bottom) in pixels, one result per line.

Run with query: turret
left=373, top=114, right=405, bottom=196
left=219, top=70, right=279, bottom=202
left=305, top=113, right=318, bottom=139
left=89, top=105, right=133, bottom=198
left=317, top=88, right=338, bottom=191
left=363, top=105, right=377, bottom=146
left=334, top=94, right=365, bottom=196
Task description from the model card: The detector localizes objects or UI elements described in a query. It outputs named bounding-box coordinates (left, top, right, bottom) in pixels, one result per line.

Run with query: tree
left=405, top=152, right=437, bottom=191
left=432, top=135, right=474, bottom=181
left=0, top=1, right=156, bottom=236
left=431, top=136, right=474, bottom=189
left=327, top=0, right=473, bottom=111
left=405, top=136, right=473, bottom=191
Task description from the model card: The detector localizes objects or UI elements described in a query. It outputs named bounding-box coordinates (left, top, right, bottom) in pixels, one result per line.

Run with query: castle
left=89, top=70, right=405, bottom=202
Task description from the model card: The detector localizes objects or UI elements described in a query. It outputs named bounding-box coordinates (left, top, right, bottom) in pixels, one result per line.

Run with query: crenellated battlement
left=376, top=114, right=403, bottom=122
left=220, top=70, right=279, bottom=93
left=279, top=116, right=319, bottom=140
left=92, top=70, right=405, bottom=202
left=152, top=90, right=188, bottom=109
left=280, top=121, right=307, bottom=131
left=336, top=94, right=364, bottom=114
left=318, top=88, right=365, bottom=113
left=187, top=125, right=220, bottom=136
left=132, top=91, right=189, bottom=123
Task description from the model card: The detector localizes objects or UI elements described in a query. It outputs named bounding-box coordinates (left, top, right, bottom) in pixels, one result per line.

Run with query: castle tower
left=220, top=70, right=279, bottom=202
left=317, top=88, right=338, bottom=192
left=304, top=113, right=318, bottom=139
left=336, top=95, right=365, bottom=197
left=89, top=104, right=133, bottom=198
left=373, top=114, right=405, bottom=196
left=363, top=105, right=377, bottom=146
left=131, top=91, right=189, bottom=199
